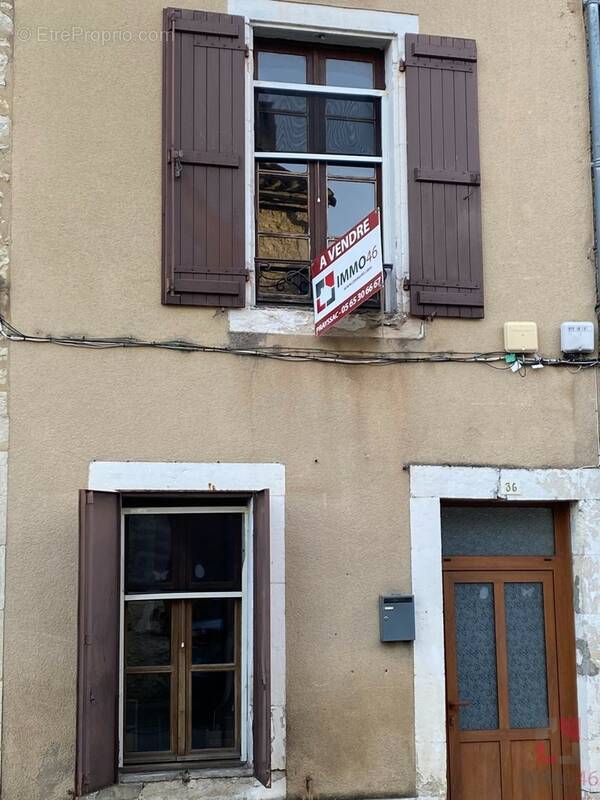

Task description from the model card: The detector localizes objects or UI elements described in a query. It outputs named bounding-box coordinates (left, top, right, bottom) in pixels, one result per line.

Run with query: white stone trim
left=227, top=0, right=419, bottom=339
left=410, top=465, right=600, bottom=799
left=87, top=461, right=286, bottom=800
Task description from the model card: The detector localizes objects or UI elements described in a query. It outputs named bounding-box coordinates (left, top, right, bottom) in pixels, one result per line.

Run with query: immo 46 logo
left=315, top=271, right=336, bottom=313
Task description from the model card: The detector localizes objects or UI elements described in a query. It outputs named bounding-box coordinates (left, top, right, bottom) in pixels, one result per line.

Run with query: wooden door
left=442, top=505, right=579, bottom=800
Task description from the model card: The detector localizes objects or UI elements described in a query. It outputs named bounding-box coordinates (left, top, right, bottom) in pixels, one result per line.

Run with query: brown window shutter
left=405, top=34, right=484, bottom=318
left=253, top=489, right=271, bottom=787
left=76, top=490, right=120, bottom=797
left=163, top=8, right=247, bottom=307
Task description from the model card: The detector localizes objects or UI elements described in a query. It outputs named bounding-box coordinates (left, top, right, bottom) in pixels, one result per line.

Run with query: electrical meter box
left=560, top=322, right=595, bottom=354
left=379, top=595, right=415, bottom=642
left=503, top=321, right=539, bottom=353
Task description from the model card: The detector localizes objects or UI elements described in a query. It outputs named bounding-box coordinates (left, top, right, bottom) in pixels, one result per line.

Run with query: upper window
left=254, top=41, right=384, bottom=305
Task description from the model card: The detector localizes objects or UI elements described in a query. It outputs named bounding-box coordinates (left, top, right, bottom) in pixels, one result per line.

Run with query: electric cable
left=1, top=314, right=599, bottom=369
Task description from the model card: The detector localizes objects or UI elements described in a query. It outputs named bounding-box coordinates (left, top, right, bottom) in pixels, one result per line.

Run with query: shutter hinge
left=84, top=633, right=92, bottom=646
left=399, top=59, right=406, bottom=73
left=403, top=277, right=410, bottom=291
left=89, top=687, right=96, bottom=704
left=245, top=45, right=250, bottom=59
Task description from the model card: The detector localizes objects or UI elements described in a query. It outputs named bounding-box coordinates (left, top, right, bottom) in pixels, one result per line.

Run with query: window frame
left=119, top=505, right=252, bottom=771
left=253, top=39, right=385, bottom=307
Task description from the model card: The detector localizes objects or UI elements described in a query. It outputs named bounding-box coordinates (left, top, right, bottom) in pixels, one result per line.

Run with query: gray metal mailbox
left=379, top=594, right=415, bottom=642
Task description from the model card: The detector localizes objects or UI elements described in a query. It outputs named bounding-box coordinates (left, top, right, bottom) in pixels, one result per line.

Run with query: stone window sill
left=228, top=306, right=425, bottom=340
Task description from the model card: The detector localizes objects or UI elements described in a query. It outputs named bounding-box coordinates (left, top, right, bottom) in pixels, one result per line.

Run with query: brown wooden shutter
left=253, top=489, right=271, bottom=787
left=405, top=34, right=484, bottom=318
left=163, top=8, right=247, bottom=307
left=76, top=490, right=120, bottom=797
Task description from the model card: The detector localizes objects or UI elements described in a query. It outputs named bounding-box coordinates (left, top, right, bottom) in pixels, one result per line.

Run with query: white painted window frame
left=120, top=505, right=251, bottom=766
left=88, top=462, right=286, bottom=799
left=227, top=0, right=419, bottom=337
left=409, top=465, right=600, bottom=800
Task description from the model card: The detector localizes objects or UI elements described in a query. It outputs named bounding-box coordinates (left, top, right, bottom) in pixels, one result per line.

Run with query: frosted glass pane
left=454, top=583, right=499, bottom=731
left=505, top=582, right=549, bottom=729
left=442, top=506, right=554, bottom=556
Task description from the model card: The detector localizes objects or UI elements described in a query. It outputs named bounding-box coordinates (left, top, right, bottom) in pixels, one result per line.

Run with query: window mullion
left=176, top=599, right=187, bottom=756
left=319, top=162, right=328, bottom=254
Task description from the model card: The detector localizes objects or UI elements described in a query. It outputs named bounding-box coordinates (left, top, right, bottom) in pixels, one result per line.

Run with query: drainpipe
left=584, top=0, right=600, bottom=316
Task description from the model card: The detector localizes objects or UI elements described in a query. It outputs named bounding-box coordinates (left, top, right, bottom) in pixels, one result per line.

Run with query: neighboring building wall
left=2, top=2, right=597, bottom=800
left=0, top=0, right=11, bottom=786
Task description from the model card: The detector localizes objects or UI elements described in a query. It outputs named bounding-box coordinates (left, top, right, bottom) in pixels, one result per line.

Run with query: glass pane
left=126, top=601, right=171, bottom=667
left=326, top=97, right=375, bottom=119
left=258, top=235, right=310, bottom=260
left=327, top=165, right=375, bottom=179
left=256, top=112, right=308, bottom=153
left=125, top=674, right=170, bottom=753
left=256, top=263, right=310, bottom=301
left=326, top=119, right=376, bottom=155
left=441, top=507, right=555, bottom=557
left=191, top=672, right=236, bottom=750
left=505, top=582, right=549, bottom=729
left=326, top=58, right=374, bottom=88
left=258, top=51, right=307, bottom=83
left=260, top=160, right=307, bottom=174
left=327, top=179, right=376, bottom=238
left=258, top=169, right=309, bottom=235
left=258, top=92, right=307, bottom=114
left=188, top=513, right=242, bottom=591
left=125, top=515, right=172, bottom=593
left=454, top=583, right=499, bottom=731
left=192, top=599, right=235, bottom=664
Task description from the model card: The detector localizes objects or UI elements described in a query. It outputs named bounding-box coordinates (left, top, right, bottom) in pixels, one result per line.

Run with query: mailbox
left=379, top=595, right=415, bottom=642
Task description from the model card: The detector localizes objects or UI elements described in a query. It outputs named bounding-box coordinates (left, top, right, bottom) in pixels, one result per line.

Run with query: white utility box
left=504, top=321, right=539, bottom=353
left=560, top=321, right=595, bottom=354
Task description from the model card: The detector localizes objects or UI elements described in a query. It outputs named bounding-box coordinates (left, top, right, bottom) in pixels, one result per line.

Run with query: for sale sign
left=311, top=209, right=383, bottom=336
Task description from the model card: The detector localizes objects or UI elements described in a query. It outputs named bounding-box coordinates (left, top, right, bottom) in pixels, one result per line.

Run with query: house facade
left=1, top=1, right=600, bottom=800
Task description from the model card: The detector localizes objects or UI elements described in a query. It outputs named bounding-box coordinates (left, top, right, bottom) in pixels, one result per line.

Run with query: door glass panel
left=126, top=600, right=171, bottom=667
left=125, top=674, right=171, bottom=753
left=326, top=58, right=374, bottom=88
left=505, top=582, right=550, bottom=729
left=191, top=599, right=235, bottom=665
left=442, top=506, right=555, bottom=557
left=454, top=582, right=499, bottom=731
left=258, top=51, right=307, bottom=83
left=125, top=515, right=172, bottom=593
left=191, top=671, right=236, bottom=750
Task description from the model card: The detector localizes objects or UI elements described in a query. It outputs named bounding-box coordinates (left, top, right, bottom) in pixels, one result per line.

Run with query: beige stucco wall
left=2, top=1, right=597, bottom=799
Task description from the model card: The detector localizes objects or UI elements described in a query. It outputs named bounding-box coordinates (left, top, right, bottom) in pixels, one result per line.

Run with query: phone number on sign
left=339, top=275, right=383, bottom=315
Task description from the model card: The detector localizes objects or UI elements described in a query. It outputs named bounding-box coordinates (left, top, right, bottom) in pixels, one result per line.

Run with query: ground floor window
left=123, top=509, right=247, bottom=766
left=77, top=488, right=273, bottom=796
